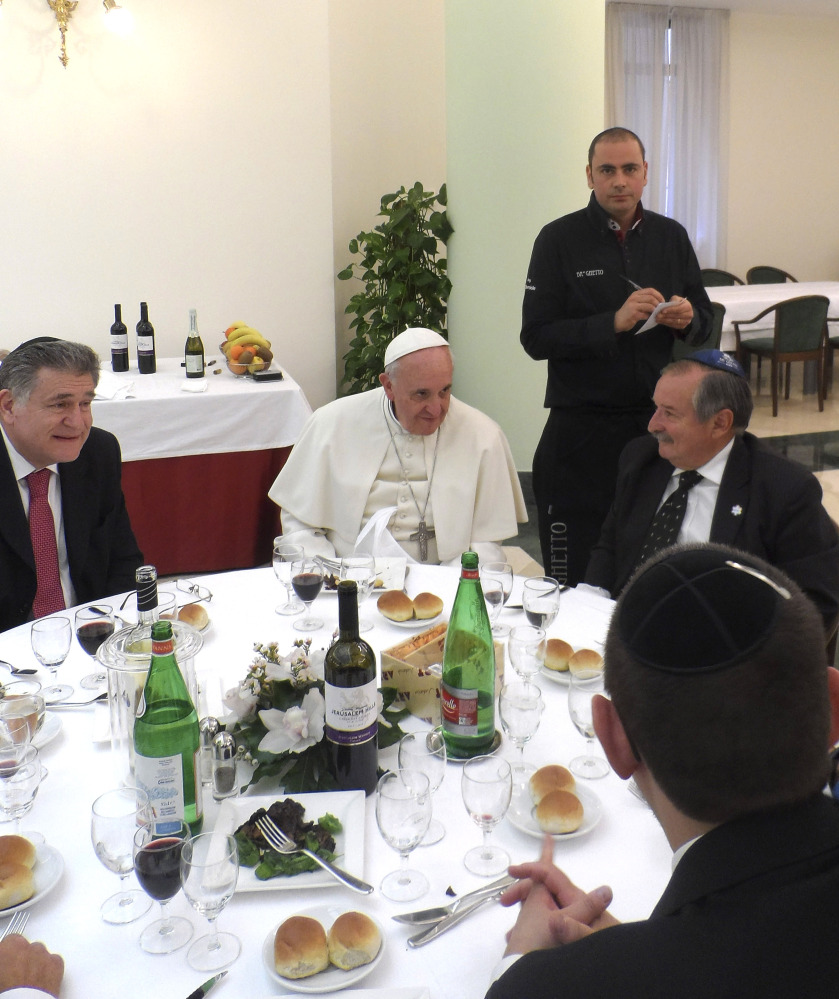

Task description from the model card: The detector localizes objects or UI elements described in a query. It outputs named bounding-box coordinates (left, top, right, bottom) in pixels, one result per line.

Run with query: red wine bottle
left=136, top=301, right=156, bottom=374
left=110, top=304, right=129, bottom=372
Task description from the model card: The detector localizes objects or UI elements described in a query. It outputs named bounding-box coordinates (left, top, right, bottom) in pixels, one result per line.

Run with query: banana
left=225, top=320, right=248, bottom=336
left=228, top=330, right=271, bottom=350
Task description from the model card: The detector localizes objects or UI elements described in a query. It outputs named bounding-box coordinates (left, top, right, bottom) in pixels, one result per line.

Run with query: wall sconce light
left=0, top=0, right=133, bottom=68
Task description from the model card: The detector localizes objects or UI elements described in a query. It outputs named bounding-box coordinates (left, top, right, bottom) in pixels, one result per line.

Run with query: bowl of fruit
left=220, top=321, right=274, bottom=376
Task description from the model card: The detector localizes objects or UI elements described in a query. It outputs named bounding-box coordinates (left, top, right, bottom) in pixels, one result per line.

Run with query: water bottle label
left=441, top=681, right=479, bottom=734
left=325, top=678, right=378, bottom=745
left=134, top=751, right=185, bottom=830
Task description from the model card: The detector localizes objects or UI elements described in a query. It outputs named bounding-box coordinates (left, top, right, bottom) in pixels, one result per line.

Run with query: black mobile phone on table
left=251, top=368, right=284, bottom=381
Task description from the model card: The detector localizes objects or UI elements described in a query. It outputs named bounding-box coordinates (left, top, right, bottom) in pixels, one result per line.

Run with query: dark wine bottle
left=133, top=619, right=203, bottom=834
left=184, top=308, right=205, bottom=379
left=110, top=304, right=129, bottom=372
left=324, top=579, right=378, bottom=794
left=136, top=301, right=156, bottom=374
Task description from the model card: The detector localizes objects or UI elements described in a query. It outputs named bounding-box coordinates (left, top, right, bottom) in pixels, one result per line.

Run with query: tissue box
left=380, top=624, right=504, bottom=724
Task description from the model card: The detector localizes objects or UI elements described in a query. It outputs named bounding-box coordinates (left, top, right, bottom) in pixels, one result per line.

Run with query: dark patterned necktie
left=27, top=468, right=66, bottom=617
left=638, top=469, right=703, bottom=564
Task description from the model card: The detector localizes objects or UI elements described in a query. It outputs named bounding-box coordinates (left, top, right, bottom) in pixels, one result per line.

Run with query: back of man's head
left=0, top=338, right=100, bottom=403
left=605, top=543, right=831, bottom=823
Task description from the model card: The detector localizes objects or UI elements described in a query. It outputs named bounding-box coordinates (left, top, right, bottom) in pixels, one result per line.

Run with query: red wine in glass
left=134, top=837, right=185, bottom=901
left=76, top=620, right=116, bottom=657
left=292, top=573, right=324, bottom=604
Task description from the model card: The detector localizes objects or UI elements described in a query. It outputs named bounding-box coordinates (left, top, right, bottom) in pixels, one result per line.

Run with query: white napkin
left=95, top=370, right=135, bottom=400
left=354, top=506, right=416, bottom=562
left=181, top=380, right=208, bottom=393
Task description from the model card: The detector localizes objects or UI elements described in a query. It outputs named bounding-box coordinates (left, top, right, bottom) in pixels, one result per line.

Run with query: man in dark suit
left=487, top=545, right=839, bottom=998
left=584, top=350, right=839, bottom=632
left=0, top=338, right=142, bottom=632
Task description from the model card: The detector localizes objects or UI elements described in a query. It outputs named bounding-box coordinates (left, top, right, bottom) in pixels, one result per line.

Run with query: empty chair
left=747, top=266, right=798, bottom=284
left=733, top=295, right=829, bottom=417
left=672, top=302, right=725, bottom=361
left=700, top=268, right=744, bottom=287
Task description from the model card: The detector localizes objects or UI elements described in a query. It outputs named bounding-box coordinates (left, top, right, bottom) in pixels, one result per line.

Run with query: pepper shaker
left=212, top=731, right=239, bottom=800
left=199, top=716, right=220, bottom=786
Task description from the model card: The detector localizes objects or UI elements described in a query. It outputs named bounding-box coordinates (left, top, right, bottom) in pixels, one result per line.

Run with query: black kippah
left=615, top=547, right=783, bottom=674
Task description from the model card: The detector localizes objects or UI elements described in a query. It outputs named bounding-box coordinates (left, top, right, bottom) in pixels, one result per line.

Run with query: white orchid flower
left=257, top=688, right=326, bottom=754
left=223, top=683, right=259, bottom=721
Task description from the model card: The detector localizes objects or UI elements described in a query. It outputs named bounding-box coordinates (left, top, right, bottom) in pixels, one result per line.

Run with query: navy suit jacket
left=0, top=426, right=143, bottom=632
left=585, top=432, right=839, bottom=630
left=487, top=795, right=839, bottom=999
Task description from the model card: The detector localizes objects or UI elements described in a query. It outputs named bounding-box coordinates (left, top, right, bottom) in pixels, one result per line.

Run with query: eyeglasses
left=175, top=579, right=213, bottom=603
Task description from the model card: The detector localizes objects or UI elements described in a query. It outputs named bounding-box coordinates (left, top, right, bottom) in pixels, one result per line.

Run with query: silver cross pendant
left=410, top=520, right=435, bottom=562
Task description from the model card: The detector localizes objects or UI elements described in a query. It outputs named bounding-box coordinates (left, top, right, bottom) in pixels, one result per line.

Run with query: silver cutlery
left=0, top=910, right=29, bottom=941
left=254, top=814, right=374, bottom=894
left=393, top=874, right=514, bottom=925
left=407, top=890, right=504, bottom=947
left=47, top=691, right=108, bottom=708
left=0, top=659, right=38, bottom=677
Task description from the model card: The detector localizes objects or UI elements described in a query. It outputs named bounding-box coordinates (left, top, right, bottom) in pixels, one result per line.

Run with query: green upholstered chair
left=700, top=268, right=744, bottom=287
left=746, top=265, right=797, bottom=284
left=672, top=302, right=725, bottom=361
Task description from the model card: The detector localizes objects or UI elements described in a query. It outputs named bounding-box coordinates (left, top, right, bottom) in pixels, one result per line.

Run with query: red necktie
left=27, top=468, right=66, bottom=618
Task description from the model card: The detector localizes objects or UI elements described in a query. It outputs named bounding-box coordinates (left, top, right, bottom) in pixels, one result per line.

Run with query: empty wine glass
left=508, top=625, right=546, bottom=681
left=91, top=787, right=153, bottom=924
left=568, top=668, right=611, bottom=779
left=290, top=557, right=325, bottom=631
left=522, top=577, right=560, bottom=630
left=498, top=681, right=544, bottom=784
left=0, top=743, right=45, bottom=835
left=375, top=769, right=432, bottom=901
left=461, top=755, right=512, bottom=877
left=0, top=692, right=45, bottom=747
left=340, top=554, right=376, bottom=633
left=480, top=562, right=514, bottom=636
left=75, top=604, right=115, bottom=690
left=30, top=616, right=73, bottom=700
left=397, top=728, right=447, bottom=844
left=180, top=832, right=240, bottom=972
left=133, top=820, right=193, bottom=954
left=272, top=541, right=305, bottom=615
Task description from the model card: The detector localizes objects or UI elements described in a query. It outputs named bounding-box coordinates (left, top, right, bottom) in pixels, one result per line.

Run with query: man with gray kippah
left=487, top=544, right=839, bottom=998
left=584, top=350, right=839, bottom=633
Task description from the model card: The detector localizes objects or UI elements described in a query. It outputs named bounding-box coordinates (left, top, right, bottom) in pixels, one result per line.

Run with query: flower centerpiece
left=223, top=639, right=409, bottom=793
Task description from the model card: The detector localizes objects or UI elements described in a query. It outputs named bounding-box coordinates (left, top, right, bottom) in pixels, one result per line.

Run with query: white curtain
left=605, top=3, right=729, bottom=267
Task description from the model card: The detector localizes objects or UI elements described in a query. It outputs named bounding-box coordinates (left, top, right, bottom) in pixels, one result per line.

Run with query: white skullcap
left=384, top=328, right=449, bottom=367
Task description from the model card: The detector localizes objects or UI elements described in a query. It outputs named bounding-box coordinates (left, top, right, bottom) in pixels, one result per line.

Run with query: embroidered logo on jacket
left=576, top=269, right=604, bottom=278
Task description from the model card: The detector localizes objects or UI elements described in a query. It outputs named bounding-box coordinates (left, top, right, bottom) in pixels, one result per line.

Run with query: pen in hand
left=621, top=275, right=644, bottom=292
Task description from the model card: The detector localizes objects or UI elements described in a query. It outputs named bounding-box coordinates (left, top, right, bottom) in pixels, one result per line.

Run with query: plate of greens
left=217, top=790, right=366, bottom=893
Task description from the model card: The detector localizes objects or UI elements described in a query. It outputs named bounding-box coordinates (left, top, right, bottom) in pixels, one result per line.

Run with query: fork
left=254, top=814, right=374, bottom=894
left=0, top=910, right=29, bottom=941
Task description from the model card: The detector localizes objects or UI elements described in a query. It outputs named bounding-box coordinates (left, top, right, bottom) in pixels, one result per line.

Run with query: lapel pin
left=731, top=505, right=743, bottom=517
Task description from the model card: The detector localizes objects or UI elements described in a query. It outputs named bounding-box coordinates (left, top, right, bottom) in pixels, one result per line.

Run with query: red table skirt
left=121, top=448, right=289, bottom=576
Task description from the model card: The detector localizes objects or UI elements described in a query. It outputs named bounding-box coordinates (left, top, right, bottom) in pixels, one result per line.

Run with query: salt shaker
left=212, top=731, right=239, bottom=800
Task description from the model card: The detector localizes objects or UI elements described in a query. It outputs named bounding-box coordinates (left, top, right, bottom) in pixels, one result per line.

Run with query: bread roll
left=0, top=861, right=34, bottom=910
left=529, top=764, right=575, bottom=804
left=274, top=915, right=329, bottom=979
left=535, top=789, right=584, bottom=834
left=568, top=648, right=603, bottom=675
left=177, top=603, right=209, bottom=630
left=377, top=590, right=415, bottom=622
left=544, top=638, right=574, bottom=672
left=0, top=835, right=36, bottom=869
left=412, top=592, right=443, bottom=620
left=327, top=911, right=382, bottom=970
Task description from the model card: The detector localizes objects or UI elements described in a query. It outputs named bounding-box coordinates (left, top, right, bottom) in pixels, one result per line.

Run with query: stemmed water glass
left=461, top=755, right=512, bottom=876
left=0, top=692, right=45, bottom=747
left=90, top=787, right=153, bottom=924
left=180, top=832, right=241, bottom=972
left=30, top=616, right=73, bottom=700
left=75, top=604, right=115, bottom=690
left=273, top=541, right=305, bottom=615
left=375, top=769, right=432, bottom=901
left=340, top=554, right=376, bottom=633
left=290, top=557, right=325, bottom=632
left=508, top=625, right=546, bottom=681
left=480, top=562, right=514, bottom=636
left=498, top=681, right=544, bottom=783
left=0, top=743, right=46, bottom=835
left=133, top=820, right=193, bottom=954
left=568, top=668, right=611, bottom=779
left=523, top=577, right=561, bottom=630
left=397, top=728, right=447, bottom=844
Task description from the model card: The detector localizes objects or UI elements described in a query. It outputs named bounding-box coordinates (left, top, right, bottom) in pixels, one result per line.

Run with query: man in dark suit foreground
left=584, top=350, right=839, bottom=633
left=0, top=338, right=142, bottom=632
left=487, top=544, right=839, bottom=999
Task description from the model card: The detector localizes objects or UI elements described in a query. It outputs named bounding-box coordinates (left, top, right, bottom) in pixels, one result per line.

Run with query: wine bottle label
left=111, top=334, right=128, bottom=348
left=137, top=335, right=154, bottom=352
left=441, top=680, right=479, bottom=735
left=325, top=678, right=378, bottom=746
left=134, top=751, right=187, bottom=833
left=185, top=355, right=204, bottom=373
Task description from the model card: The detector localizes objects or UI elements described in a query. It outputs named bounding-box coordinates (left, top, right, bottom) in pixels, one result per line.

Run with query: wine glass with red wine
left=75, top=605, right=115, bottom=690
left=290, top=557, right=325, bottom=632
left=133, top=820, right=193, bottom=954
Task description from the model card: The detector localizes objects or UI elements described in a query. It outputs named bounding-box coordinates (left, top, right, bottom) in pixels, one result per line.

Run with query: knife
left=185, top=971, right=228, bottom=999
left=393, top=874, right=514, bottom=925
left=407, top=890, right=503, bottom=947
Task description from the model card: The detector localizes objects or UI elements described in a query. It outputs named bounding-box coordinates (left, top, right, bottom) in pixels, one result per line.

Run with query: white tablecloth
left=0, top=567, right=671, bottom=999
left=93, top=358, right=313, bottom=461
left=711, top=281, right=839, bottom=351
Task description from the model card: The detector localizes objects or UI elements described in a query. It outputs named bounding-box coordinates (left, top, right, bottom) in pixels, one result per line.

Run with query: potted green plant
left=338, top=182, right=453, bottom=394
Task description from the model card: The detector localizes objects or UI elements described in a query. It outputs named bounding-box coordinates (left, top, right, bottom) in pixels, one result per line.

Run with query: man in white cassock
left=268, top=328, right=527, bottom=566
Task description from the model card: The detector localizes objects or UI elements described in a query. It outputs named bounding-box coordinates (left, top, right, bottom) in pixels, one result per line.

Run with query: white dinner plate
left=507, top=783, right=603, bottom=841
left=216, top=790, right=366, bottom=893
left=272, top=990, right=428, bottom=999
left=262, top=904, right=385, bottom=993
left=32, top=713, right=62, bottom=749
left=0, top=842, right=64, bottom=916
left=383, top=612, right=444, bottom=630
left=539, top=665, right=571, bottom=686
left=322, top=558, right=408, bottom=595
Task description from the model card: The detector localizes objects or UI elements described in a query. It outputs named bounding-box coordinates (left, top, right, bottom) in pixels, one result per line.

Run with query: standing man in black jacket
left=521, top=127, right=712, bottom=584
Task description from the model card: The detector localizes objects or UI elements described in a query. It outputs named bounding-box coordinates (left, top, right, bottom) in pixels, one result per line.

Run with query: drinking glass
left=461, top=755, right=512, bottom=877
left=90, top=787, right=153, bottom=924
left=522, top=577, right=561, bottom=630
left=290, top=557, right=325, bottom=632
left=568, top=668, right=611, bottom=779
left=30, top=616, right=73, bottom=700
left=339, top=554, right=376, bottom=633
left=0, top=693, right=45, bottom=747
left=480, top=562, right=514, bottom=636
left=272, top=541, right=305, bottom=615
left=498, top=681, right=544, bottom=783
left=180, top=832, right=241, bottom=972
left=133, top=820, right=193, bottom=954
left=508, top=625, right=546, bottom=681
left=375, top=769, right=432, bottom=901
left=0, top=743, right=45, bottom=834
left=397, top=728, right=447, bottom=844
left=75, top=604, right=115, bottom=690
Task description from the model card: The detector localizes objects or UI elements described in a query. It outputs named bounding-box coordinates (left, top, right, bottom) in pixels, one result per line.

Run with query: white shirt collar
left=672, top=436, right=735, bottom=486
left=1, top=426, right=58, bottom=481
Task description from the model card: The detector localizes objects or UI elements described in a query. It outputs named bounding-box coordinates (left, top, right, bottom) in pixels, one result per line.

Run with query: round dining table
left=0, top=564, right=673, bottom=999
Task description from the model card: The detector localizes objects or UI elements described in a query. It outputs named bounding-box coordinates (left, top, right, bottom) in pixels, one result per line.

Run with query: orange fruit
left=229, top=343, right=245, bottom=360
